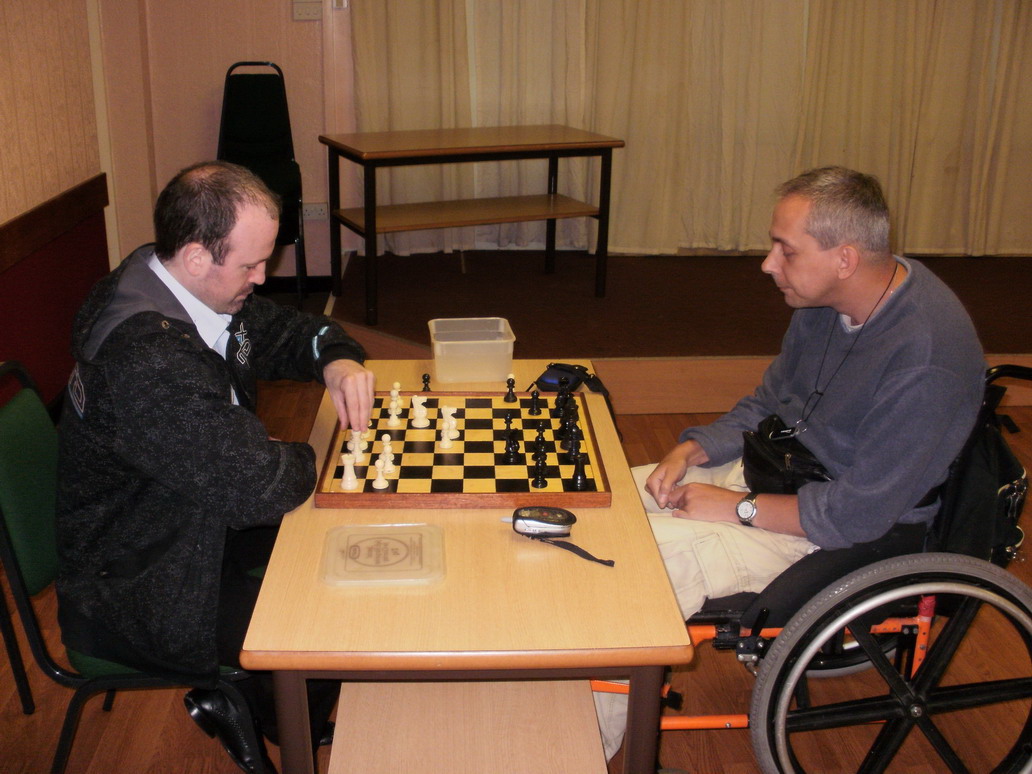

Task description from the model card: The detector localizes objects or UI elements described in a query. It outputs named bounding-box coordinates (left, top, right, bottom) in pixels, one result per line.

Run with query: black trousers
left=216, top=525, right=339, bottom=745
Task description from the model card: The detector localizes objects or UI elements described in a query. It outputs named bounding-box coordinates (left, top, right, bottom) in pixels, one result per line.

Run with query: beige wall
left=93, top=0, right=359, bottom=276
left=1, top=0, right=359, bottom=277
left=0, top=0, right=101, bottom=225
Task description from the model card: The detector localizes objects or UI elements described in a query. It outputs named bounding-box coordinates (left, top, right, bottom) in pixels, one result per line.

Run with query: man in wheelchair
left=596, top=166, right=988, bottom=760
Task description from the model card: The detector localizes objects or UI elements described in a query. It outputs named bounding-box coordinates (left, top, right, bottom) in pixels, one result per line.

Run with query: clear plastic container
left=428, top=317, right=515, bottom=383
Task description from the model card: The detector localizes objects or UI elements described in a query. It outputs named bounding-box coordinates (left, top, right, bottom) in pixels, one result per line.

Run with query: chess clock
left=511, top=506, right=577, bottom=537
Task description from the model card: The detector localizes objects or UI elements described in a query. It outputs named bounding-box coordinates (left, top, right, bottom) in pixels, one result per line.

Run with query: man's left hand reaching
left=323, top=359, right=375, bottom=435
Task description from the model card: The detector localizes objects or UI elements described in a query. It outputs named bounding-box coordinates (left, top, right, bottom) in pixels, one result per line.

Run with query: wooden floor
left=2, top=378, right=1030, bottom=773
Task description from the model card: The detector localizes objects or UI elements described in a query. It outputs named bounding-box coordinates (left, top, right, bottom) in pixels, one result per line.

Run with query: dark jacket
left=55, top=245, right=364, bottom=682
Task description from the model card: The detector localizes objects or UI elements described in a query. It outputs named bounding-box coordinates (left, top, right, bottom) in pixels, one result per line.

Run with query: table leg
left=363, top=165, right=378, bottom=325
left=274, top=671, right=315, bottom=774
left=621, top=665, right=664, bottom=774
left=595, top=149, right=613, bottom=297
left=328, top=151, right=342, bottom=297
left=545, top=156, right=558, bottom=274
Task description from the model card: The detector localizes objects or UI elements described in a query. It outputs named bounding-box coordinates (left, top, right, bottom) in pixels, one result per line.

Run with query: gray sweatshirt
left=684, top=257, right=985, bottom=549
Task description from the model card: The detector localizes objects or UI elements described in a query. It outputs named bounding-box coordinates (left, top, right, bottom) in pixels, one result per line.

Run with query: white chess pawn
left=379, top=447, right=396, bottom=474
left=347, top=437, right=366, bottom=465
left=339, top=453, right=359, bottom=491
left=353, top=428, right=370, bottom=451
left=380, top=433, right=394, bottom=459
left=390, top=381, right=401, bottom=402
left=439, top=421, right=453, bottom=450
left=371, top=458, right=389, bottom=489
left=387, top=398, right=401, bottom=427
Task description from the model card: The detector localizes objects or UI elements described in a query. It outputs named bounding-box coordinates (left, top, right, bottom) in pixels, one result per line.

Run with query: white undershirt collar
left=147, top=253, right=233, bottom=356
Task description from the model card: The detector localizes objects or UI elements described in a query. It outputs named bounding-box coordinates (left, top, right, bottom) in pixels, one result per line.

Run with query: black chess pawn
left=531, top=456, right=548, bottom=488
left=421, top=373, right=431, bottom=391
left=504, top=411, right=514, bottom=431
left=503, top=376, right=518, bottom=403
left=570, top=452, right=589, bottom=491
left=533, top=436, right=548, bottom=463
left=528, top=389, right=542, bottom=416
left=565, top=435, right=581, bottom=464
left=551, top=377, right=569, bottom=417
left=560, top=412, right=582, bottom=449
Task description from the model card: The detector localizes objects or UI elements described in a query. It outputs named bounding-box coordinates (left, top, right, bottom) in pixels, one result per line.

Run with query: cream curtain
left=350, top=0, right=1032, bottom=257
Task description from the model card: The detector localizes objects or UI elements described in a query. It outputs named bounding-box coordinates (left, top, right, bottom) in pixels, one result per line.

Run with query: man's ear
left=836, top=243, right=861, bottom=280
left=179, top=243, right=211, bottom=278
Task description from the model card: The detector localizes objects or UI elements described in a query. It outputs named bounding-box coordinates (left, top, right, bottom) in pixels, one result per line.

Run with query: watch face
left=736, top=498, right=757, bottom=521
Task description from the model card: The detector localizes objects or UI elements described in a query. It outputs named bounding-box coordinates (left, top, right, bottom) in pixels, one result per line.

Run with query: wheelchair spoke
left=912, top=714, right=969, bottom=773
left=847, top=618, right=916, bottom=700
left=785, top=696, right=902, bottom=733
left=926, top=678, right=1032, bottom=712
left=855, top=717, right=916, bottom=774
left=911, top=595, right=982, bottom=694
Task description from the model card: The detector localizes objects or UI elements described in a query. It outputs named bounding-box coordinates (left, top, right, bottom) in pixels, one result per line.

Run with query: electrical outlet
left=292, top=1, right=322, bottom=21
left=302, top=203, right=328, bottom=219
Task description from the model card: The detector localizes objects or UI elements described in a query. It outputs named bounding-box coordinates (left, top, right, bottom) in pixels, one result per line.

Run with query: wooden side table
left=320, top=125, right=624, bottom=324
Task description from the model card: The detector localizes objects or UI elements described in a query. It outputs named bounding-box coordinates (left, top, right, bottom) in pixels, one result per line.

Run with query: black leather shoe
left=263, top=719, right=334, bottom=748
left=317, top=720, right=334, bottom=747
left=184, top=688, right=277, bottom=774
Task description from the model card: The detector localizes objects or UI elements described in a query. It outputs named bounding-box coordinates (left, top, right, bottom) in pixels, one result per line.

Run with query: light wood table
left=241, top=360, right=692, bottom=774
left=320, top=125, right=624, bottom=324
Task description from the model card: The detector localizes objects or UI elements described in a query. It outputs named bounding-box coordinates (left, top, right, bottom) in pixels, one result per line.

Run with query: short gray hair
left=777, top=166, right=890, bottom=256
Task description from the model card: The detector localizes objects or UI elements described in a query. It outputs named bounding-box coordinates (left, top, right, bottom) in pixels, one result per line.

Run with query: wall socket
left=292, top=1, right=322, bottom=21
left=302, top=203, right=328, bottom=219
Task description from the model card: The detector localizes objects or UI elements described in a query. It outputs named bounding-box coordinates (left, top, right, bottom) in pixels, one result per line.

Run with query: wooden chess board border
left=314, top=390, right=612, bottom=509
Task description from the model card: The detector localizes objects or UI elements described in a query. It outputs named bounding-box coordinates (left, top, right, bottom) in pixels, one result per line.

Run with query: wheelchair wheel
left=749, top=553, right=1032, bottom=773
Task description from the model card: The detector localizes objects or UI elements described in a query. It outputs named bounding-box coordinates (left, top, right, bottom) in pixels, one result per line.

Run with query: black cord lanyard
left=528, top=536, right=615, bottom=567
left=794, top=263, right=899, bottom=436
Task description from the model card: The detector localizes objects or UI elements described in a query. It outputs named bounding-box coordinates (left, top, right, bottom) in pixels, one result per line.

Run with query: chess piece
left=422, top=373, right=431, bottom=392
left=371, top=458, right=389, bottom=489
left=503, top=375, right=517, bottom=403
left=531, top=457, right=548, bottom=488
left=565, top=435, right=582, bottom=464
left=390, top=381, right=401, bottom=402
left=378, top=431, right=396, bottom=474
left=441, top=406, right=460, bottom=439
left=503, top=430, right=521, bottom=464
left=339, top=453, right=359, bottom=491
left=347, top=436, right=366, bottom=465
left=533, top=437, right=548, bottom=464
left=552, top=377, right=570, bottom=417
left=387, top=398, right=401, bottom=427
left=439, top=422, right=453, bottom=450
left=570, top=453, right=589, bottom=491
left=410, top=395, right=430, bottom=428
left=528, top=389, right=542, bottom=416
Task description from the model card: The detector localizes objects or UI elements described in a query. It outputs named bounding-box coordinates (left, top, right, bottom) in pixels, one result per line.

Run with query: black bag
left=930, top=382, right=1028, bottom=566
left=742, top=414, right=833, bottom=495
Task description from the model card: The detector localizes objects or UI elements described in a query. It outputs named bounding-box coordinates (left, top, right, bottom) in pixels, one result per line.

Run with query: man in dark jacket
left=56, top=161, right=374, bottom=773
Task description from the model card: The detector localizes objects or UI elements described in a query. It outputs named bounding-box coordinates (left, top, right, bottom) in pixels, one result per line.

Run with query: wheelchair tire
left=749, top=552, right=1032, bottom=774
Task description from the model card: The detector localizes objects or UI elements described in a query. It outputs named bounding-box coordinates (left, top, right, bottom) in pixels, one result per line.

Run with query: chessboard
left=314, top=390, right=611, bottom=508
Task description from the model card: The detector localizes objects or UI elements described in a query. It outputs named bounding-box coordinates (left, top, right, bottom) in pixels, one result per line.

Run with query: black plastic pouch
left=530, top=362, right=605, bottom=393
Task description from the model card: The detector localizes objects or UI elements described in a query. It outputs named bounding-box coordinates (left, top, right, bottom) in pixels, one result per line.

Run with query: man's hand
left=669, top=483, right=741, bottom=521
left=645, top=440, right=710, bottom=509
left=323, top=359, right=375, bottom=435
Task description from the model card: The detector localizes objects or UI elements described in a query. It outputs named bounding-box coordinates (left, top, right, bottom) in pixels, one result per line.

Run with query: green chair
left=0, top=361, right=257, bottom=773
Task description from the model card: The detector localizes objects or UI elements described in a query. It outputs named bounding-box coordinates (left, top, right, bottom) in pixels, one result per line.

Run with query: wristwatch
left=736, top=492, right=759, bottom=526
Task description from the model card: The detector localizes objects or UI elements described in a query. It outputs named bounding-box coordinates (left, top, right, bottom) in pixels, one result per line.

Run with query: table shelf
left=336, top=193, right=599, bottom=235
left=322, top=125, right=623, bottom=325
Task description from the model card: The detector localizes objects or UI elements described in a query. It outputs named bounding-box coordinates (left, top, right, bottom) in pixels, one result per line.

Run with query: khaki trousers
left=594, top=459, right=817, bottom=760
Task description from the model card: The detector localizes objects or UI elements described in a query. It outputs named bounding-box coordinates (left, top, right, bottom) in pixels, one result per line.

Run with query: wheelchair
left=601, top=365, right=1032, bottom=773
